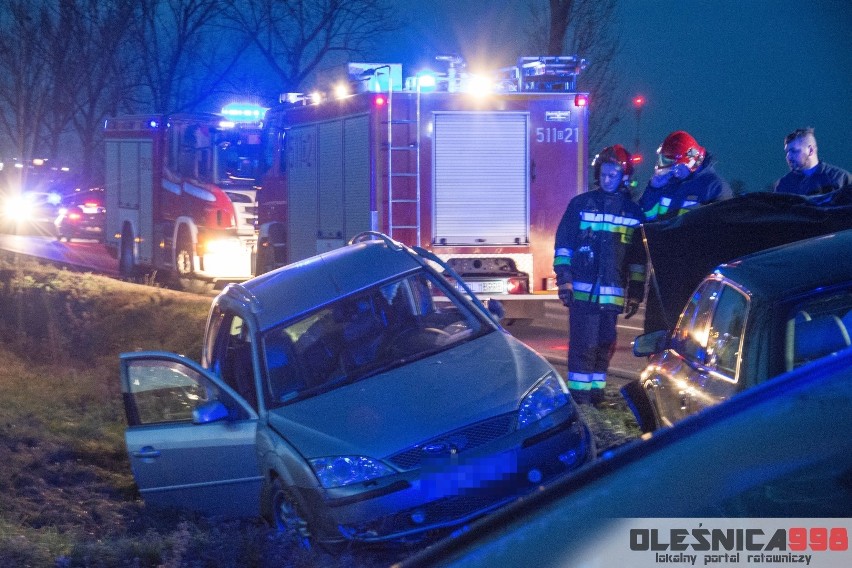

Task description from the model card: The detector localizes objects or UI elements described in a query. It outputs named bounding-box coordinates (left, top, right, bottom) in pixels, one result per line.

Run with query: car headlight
left=517, top=373, right=570, bottom=428
left=309, top=455, right=395, bottom=489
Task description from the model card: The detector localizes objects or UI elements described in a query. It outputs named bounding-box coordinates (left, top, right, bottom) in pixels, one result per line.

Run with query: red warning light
left=574, top=94, right=588, bottom=107
left=631, top=154, right=643, bottom=164
left=633, top=95, right=646, bottom=108
left=373, top=95, right=386, bottom=107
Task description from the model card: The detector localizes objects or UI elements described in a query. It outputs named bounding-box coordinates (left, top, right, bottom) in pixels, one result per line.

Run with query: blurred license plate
left=465, top=280, right=506, bottom=294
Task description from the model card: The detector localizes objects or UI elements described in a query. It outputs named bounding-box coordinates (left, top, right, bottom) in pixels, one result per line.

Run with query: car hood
left=266, top=330, right=555, bottom=459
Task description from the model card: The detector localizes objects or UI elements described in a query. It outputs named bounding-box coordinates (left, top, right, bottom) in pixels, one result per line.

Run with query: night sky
left=381, top=0, right=852, bottom=193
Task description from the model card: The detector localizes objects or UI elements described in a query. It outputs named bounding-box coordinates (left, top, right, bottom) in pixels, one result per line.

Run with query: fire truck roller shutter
left=433, top=112, right=529, bottom=245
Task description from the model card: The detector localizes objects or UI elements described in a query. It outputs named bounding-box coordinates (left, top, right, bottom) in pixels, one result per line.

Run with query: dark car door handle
left=132, top=446, right=161, bottom=459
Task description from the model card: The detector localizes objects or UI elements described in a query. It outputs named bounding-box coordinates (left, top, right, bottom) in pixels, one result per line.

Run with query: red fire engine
left=104, top=104, right=264, bottom=287
left=255, top=56, right=589, bottom=319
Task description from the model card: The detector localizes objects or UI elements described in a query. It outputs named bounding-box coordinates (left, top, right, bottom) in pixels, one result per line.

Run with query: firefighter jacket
left=638, top=154, right=732, bottom=222
left=773, top=161, right=852, bottom=196
left=553, top=189, right=646, bottom=311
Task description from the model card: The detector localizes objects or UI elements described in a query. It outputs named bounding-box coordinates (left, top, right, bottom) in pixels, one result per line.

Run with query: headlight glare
left=309, top=455, right=395, bottom=489
left=517, top=373, right=569, bottom=428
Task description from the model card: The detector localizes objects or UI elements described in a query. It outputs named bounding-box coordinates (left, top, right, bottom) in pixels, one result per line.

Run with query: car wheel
left=267, top=478, right=314, bottom=551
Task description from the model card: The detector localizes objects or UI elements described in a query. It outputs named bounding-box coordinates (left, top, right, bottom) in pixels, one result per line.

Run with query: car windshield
left=214, top=128, right=263, bottom=185
left=261, top=270, right=491, bottom=407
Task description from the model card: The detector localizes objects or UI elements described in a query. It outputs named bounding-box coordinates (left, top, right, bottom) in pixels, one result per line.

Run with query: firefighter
left=638, top=130, right=732, bottom=222
left=553, top=145, right=647, bottom=406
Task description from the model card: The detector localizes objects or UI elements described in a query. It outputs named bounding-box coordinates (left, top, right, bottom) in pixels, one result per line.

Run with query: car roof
left=222, top=239, right=425, bottom=331
left=715, top=229, right=852, bottom=301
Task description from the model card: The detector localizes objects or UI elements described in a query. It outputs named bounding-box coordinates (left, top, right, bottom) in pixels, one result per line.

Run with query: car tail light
left=68, top=212, right=82, bottom=221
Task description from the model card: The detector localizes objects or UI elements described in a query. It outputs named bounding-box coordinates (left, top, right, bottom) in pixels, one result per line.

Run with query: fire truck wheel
left=119, top=231, right=137, bottom=279
left=175, top=232, right=194, bottom=284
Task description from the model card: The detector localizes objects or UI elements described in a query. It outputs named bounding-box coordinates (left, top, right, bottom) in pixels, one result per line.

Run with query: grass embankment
left=0, top=254, right=639, bottom=567
left=0, top=256, right=332, bottom=567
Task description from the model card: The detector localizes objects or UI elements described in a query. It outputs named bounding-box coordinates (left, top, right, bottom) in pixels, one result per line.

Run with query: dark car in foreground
left=624, top=229, right=852, bottom=432
left=119, top=233, right=594, bottom=550
left=399, top=347, right=852, bottom=567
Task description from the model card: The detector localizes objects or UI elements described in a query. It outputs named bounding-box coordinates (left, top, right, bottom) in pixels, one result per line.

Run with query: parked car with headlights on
left=55, top=187, right=106, bottom=241
left=623, top=229, right=852, bottom=432
left=1, top=190, right=62, bottom=234
left=118, top=233, right=595, bottom=551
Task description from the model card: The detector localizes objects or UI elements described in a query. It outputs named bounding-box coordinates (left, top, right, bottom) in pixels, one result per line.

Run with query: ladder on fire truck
left=385, top=83, right=422, bottom=245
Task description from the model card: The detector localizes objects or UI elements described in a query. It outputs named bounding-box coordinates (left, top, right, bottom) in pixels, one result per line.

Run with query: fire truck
left=255, top=56, right=589, bottom=319
left=104, top=104, right=264, bottom=287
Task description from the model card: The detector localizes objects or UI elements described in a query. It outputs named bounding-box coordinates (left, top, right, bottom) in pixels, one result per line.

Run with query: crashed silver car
left=119, top=233, right=594, bottom=549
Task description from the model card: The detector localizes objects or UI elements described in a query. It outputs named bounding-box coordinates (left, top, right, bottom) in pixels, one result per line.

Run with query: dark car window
left=262, top=270, right=489, bottom=407
left=706, top=284, right=749, bottom=378
left=671, top=279, right=722, bottom=365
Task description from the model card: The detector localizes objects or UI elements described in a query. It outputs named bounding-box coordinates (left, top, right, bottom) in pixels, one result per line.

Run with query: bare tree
left=526, top=0, right=624, bottom=152
left=0, top=0, right=53, bottom=172
left=130, top=0, right=251, bottom=113
left=63, top=0, right=138, bottom=183
left=228, top=0, right=401, bottom=92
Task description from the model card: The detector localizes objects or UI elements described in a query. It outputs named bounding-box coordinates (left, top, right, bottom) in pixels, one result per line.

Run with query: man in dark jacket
left=639, top=130, right=732, bottom=222
left=774, top=127, right=851, bottom=196
left=553, top=145, right=646, bottom=405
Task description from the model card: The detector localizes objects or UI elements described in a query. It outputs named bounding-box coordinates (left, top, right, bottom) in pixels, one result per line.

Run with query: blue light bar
left=221, top=102, right=267, bottom=122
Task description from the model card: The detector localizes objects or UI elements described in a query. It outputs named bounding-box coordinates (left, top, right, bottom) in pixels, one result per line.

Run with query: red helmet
left=657, top=131, right=705, bottom=171
left=592, top=144, right=633, bottom=181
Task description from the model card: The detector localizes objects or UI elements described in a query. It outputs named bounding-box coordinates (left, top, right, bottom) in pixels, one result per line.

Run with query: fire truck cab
left=255, top=56, right=589, bottom=320
left=104, top=106, right=264, bottom=287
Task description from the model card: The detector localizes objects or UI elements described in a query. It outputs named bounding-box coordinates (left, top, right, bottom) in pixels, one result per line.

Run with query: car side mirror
left=632, top=329, right=668, bottom=357
left=193, top=400, right=229, bottom=424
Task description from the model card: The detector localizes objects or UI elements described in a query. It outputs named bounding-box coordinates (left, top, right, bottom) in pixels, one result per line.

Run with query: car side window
left=785, top=286, right=852, bottom=371
left=125, top=360, right=215, bottom=424
left=671, top=279, right=722, bottom=365
left=706, top=284, right=748, bottom=378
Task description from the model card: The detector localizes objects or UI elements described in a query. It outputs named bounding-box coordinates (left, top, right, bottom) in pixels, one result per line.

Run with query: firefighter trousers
left=567, top=305, right=618, bottom=405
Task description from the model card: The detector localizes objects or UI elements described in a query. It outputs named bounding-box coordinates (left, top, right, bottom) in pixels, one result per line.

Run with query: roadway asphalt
left=506, top=299, right=647, bottom=386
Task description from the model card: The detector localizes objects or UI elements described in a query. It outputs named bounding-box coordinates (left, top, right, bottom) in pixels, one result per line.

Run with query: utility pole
left=632, top=95, right=645, bottom=154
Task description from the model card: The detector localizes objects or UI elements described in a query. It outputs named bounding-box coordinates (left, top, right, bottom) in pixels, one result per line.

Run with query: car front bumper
left=305, top=404, right=594, bottom=544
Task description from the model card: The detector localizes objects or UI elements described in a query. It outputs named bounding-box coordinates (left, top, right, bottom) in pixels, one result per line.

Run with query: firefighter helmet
left=657, top=131, right=705, bottom=172
left=592, top=144, right=633, bottom=182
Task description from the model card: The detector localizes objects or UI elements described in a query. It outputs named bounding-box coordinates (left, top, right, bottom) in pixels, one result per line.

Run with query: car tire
left=266, top=478, right=315, bottom=551
left=620, top=379, right=660, bottom=433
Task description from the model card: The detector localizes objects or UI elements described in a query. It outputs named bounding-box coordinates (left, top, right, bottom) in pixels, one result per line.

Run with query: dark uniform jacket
left=553, top=189, right=646, bottom=311
left=638, top=155, right=732, bottom=222
left=773, top=161, right=852, bottom=196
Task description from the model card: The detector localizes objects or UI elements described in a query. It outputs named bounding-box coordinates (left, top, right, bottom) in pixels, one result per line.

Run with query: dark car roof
left=716, top=229, right=852, bottom=301
left=222, top=239, right=425, bottom=331
left=643, top=192, right=852, bottom=329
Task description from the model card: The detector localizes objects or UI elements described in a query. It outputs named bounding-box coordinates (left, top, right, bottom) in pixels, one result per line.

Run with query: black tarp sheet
left=642, top=190, right=852, bottom=333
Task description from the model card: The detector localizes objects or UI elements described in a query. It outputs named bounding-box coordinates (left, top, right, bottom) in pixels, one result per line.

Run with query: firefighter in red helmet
left=553, top=145, right=647, bottom=406
left=638, top=130, right=732, bottom=222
